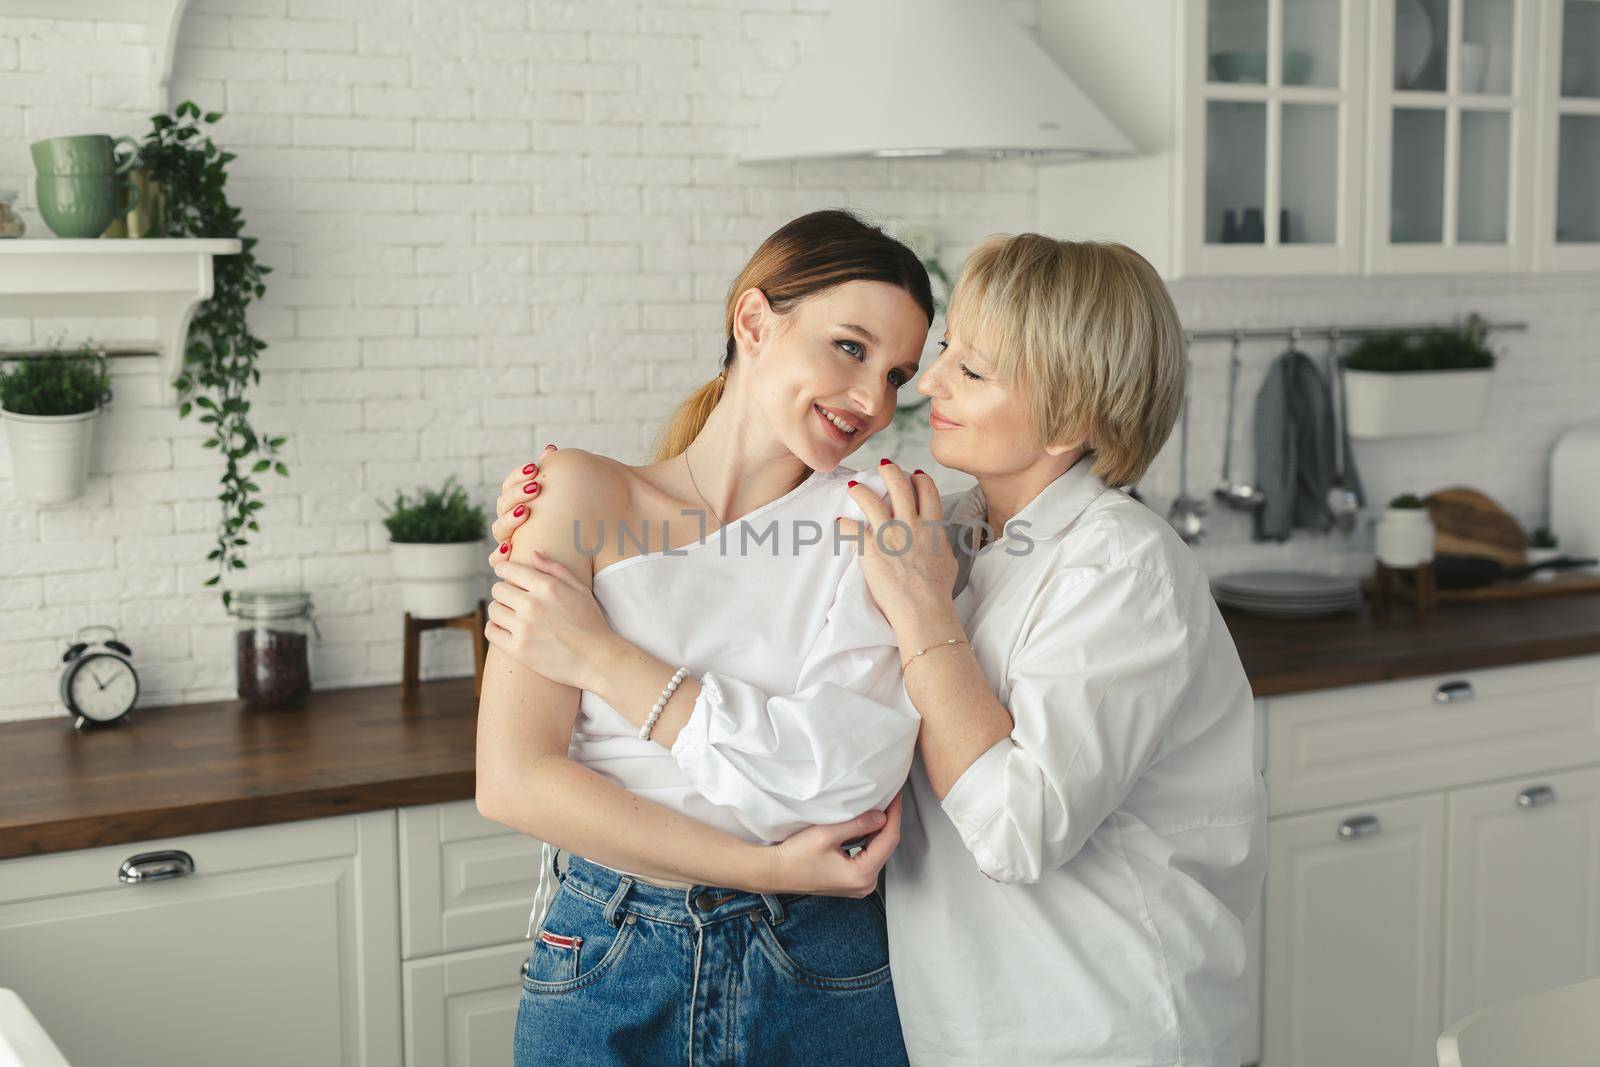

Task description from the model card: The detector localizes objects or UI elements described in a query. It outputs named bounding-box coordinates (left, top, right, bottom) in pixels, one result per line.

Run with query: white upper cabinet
left=1188, top=0, right=1367, bottom=275
left=1535, top=0, right=1600, bottom=269
left=1365, top=0, right=1538, bottom=272
left=1037, top=0, right=1594, bottom=277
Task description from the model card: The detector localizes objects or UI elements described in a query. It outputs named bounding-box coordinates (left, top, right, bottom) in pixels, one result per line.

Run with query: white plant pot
left=1341, top=368, right=1492, bottom=439
left=390, top=540, right=487, bottom=619
left=1375, top=508, right=1435, bottom=567
left=1, top=407, right=98, bottom=504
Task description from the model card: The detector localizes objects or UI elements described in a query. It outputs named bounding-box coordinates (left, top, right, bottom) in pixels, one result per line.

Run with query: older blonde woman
left=487, top=235, right=1266, bottom=1066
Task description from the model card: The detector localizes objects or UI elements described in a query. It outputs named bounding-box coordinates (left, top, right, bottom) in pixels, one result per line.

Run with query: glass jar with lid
left=0, top=189, right=24, bottom=238
left=232, top=589, right=318, bottom=709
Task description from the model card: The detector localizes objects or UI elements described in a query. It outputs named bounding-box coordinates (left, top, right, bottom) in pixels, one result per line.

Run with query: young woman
left=488, top=234, right=1267, bottom=1065
left=475, top=209, right=934, bottom=1066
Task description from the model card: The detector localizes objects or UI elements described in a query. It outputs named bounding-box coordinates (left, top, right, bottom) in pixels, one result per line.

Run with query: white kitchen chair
left=1437, top=976, right=1600, bottom=1067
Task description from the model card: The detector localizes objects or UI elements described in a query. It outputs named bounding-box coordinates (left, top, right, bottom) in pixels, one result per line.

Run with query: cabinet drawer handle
left=119, top=849, right=196, bottom=884
left=1517, top=785, right=1557, bottom=809
left=1337, top=815, right=1381, bottom=840
left=1434, top=680, right=1475, bottom=704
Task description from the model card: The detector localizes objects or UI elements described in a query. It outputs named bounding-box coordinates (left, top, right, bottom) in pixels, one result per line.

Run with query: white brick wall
left=1, top=1, right=1597, bottom=725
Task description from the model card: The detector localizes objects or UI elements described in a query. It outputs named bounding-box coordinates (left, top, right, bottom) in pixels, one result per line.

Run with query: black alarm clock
left=61, top=625, right=139, bottom=730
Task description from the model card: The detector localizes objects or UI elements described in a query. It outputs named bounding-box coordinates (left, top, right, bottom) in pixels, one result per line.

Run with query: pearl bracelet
left=902, top=637, right=968, bottom=674
left=639, top=665, right=689, bottom=741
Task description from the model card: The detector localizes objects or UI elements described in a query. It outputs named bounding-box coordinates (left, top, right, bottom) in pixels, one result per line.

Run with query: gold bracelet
left=901, top=637, right=968, bottom=673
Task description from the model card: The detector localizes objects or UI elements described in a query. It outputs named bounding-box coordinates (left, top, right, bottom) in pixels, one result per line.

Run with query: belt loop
left=760, top=892, right=785, bottom=925
left=603, top=875, right=634, bottom=927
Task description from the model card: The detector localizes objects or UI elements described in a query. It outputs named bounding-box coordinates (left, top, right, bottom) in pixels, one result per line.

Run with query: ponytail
left=652, top=363, right=728, bottom=462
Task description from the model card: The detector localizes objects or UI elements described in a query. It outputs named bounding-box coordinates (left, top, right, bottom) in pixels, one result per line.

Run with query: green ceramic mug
left=30, top=134, right=140, bottom=177
left=36, top=173, right=141, bottom=239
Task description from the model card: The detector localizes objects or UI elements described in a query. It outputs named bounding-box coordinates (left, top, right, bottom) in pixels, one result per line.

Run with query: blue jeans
left=514, top=853, right=909, bottom=1066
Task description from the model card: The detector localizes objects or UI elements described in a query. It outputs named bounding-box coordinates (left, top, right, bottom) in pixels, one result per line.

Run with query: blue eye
left=837, top=339, right=864, bottom=358
left=889, top=369, right=908, bottom=388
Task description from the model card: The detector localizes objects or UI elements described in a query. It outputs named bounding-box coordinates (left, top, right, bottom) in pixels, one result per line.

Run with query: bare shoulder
left=505, top=448, right=629, bottom=574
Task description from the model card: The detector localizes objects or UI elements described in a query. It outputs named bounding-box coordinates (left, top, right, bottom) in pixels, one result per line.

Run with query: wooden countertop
left=4, top=594, right=1600, bottom=861
left=1224, top=594, right=1600, bottom=696
left=0, top=680, right=478, bottom=862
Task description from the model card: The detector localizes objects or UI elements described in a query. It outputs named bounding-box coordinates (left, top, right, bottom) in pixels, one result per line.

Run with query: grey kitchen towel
left=1253, top=347, right=1339, bottom=541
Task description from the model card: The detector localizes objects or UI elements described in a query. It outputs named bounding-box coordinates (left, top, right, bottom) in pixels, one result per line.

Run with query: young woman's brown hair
left=652, top=209, right=935, bottom=461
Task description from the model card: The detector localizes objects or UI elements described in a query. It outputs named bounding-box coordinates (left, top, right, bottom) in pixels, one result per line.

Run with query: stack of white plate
left=1212, top=570, right=1363, bottom=619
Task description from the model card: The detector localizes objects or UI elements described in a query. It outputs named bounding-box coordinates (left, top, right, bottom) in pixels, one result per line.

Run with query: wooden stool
left=1370, top=560, right=1437, bottom=618
left=402, top=601, right=489, bottom=700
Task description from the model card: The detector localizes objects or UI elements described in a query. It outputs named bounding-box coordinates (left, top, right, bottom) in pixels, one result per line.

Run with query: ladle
left=1214, top=332, right=1267, bottom=512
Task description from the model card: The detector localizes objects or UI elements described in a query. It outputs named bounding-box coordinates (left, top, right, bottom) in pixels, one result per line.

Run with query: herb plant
left=1389, top=493, right=1426, bottom=509
left=1343, top=313, right=1497, bottom=373
left=382, top=476, right=488, bottom=544
left=0, top=345, right=110, bottom=417
left=139, top=100, right=283, bottom=609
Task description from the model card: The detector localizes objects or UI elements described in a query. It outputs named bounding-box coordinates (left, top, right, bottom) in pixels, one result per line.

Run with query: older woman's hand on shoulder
left=838, top=459, right=962, bottom=652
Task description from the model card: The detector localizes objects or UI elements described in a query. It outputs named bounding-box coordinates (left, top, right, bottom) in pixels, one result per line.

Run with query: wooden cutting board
left=1424, top=487, right=1527, bottom=567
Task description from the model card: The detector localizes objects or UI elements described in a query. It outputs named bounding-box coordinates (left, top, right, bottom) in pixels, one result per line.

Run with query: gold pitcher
left=104, top=168, right=165, bottom=239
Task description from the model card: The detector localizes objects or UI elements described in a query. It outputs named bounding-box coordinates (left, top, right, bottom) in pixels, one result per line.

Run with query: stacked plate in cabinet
left=1211, top=570, right=1363, bottom=619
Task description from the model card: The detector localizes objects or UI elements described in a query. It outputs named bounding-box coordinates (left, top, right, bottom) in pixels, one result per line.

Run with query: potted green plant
left=382, top=476, right=489, bottom=619
left=1340, top=314, right=1496, bottom=439
left=0, top=345, right=111, bottom=503
left=1375, top=492, right=1434, bottom=567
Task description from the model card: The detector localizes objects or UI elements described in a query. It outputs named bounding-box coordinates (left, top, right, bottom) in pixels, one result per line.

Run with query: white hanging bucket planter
left=390, top=540, right=486, bottom=619
left=2, top=407, right=98, bottom=503
left=1341, top=368, right=1492, bottom=439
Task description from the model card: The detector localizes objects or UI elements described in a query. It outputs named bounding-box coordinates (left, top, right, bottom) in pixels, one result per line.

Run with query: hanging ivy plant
left=139, top=101, right=285, bottom=609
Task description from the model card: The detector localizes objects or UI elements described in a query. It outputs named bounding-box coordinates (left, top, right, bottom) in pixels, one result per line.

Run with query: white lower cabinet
left=0, top=811, right=402, bottom=1067
left=1443, top=765, right=1600, bottom=1024
left=403, top=941, right=531, bottom=1067
left=1259, top=654, right=1600, bottom=1067
left=1263, top=795, right=1446, bottom=1067
left=398, top=800, right=545, bottom=1067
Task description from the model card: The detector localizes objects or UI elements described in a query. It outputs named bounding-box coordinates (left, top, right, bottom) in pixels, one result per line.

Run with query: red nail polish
left=498, top=542, right=510, bottom=554
left=528, top=483, right=540, bottom=495
left=914, top=469, right=925, bottom=475
left=523, top=481, right=537, bottom=494
left=522, top=463, right=537, bottom=475
left=847, top=480, right=858, bottom=488
left=879, top=458, right=890, bottom=465
left=513, top=505, right=526, bottom=517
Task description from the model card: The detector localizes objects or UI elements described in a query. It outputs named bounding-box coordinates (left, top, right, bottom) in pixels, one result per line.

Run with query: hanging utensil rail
left=1183, top=321, right=1527, bottom=345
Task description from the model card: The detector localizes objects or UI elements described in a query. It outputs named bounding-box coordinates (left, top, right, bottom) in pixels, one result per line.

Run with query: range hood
left=740, top=0, right=1133, bottom=163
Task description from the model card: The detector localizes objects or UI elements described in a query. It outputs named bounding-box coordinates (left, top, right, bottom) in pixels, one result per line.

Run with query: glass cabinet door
left=1537, top=0, right=1600, bottom=268
left=1368, top=0, right=1534, bottom=271
left=1187, top=0, right=1363, bottom=274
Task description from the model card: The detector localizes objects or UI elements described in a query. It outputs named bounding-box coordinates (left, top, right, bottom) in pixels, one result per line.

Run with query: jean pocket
left=754, top=895, right=892, bottom=991
left=520, top=885, right=636, bottom=994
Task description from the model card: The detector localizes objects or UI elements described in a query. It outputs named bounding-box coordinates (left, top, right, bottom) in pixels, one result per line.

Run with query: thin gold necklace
left=682, top=444, right=723, bottom=528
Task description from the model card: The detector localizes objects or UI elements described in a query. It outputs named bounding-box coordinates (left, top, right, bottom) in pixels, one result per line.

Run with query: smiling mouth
left=815, top=403, right=861, bottom=439
left=929, top=408, right=960, bottom=429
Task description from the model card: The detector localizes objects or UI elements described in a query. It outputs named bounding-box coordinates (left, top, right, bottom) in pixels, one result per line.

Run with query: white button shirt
left=886, top=458, right=1267, bottom=1066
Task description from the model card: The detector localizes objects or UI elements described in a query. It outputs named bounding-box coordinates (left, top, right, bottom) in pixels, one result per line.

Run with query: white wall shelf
left=0, top=238, right=241, bottom=406
left=0, top=0, right=191, bottom=106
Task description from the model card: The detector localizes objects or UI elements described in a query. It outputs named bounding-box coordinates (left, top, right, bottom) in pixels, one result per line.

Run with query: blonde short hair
left=946, top=234, right=1186, bottom=488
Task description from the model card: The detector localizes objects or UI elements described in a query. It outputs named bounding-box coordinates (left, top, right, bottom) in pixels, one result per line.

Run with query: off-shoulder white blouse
left=525, top=463, right=919, bottom=937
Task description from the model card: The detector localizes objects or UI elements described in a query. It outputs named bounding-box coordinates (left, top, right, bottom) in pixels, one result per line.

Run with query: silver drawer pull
left=1338, top=815, right=1381, bottom=840
left=1434, top=680, right=1476, bottom=704
left=1517, top=785, right=1557, bottom=809
left=119, top=849, right=196, bottom=884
